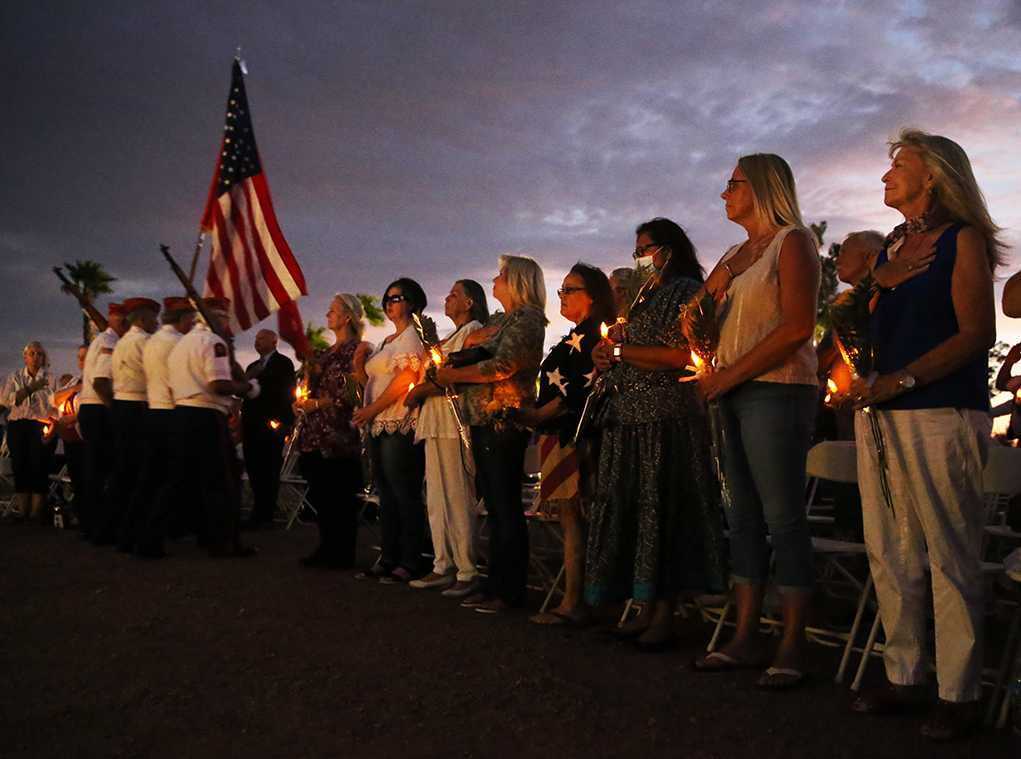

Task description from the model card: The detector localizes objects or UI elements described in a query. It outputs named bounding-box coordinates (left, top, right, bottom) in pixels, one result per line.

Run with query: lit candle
left=600, top=322, right=609, bottom=339
left=269, top=420, right=280, bottom=430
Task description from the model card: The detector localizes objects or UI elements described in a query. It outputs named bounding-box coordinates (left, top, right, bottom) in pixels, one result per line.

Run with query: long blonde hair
left=498, top=255, right=546, bottom=317
left=890, top=128, right=1006, bottom=271
left=737, top=153, right=805, bottom=230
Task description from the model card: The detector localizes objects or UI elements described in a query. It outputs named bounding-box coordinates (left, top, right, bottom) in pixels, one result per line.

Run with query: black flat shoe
left=631, top=636, right=678, bottom=653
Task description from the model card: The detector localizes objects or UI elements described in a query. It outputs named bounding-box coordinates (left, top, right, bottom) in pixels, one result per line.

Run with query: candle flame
left=691, top=352, right=704, bottom=369
left=600, top=322, right=609, bottom=339
left=407, top=382, right=415, bottom=393
left=430, top=347, right=442, bottom=364
left=269, top=420, right=280, bottom=430
left=827, top=379, right=838, bottom=393
left=42, top=424, right=52, bottom=436
left=616, top=316, right=625, bottom=325
left=295, top=383, right=309, bottom=401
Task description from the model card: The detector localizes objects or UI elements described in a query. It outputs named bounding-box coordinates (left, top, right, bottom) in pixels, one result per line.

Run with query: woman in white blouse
left=352, top=278, right=428, bottom=583
left=2, top=342, right=59, bottom=522
left=404, top=279, right=490, bottom=597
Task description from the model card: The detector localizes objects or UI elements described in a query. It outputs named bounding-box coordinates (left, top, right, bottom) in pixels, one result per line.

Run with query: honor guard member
left=117, top=297, right=195, bottom=552
left=136, top=297, right=260, bottom=558
left=94, top=297, right=160, bottom=545
left=241, top=330, right=296, bottom=530
left=76, top=302, right=127, bottom=540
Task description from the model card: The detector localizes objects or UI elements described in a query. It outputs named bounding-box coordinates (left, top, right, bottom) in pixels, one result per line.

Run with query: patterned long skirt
left=584, top=416, right=729, bottom=604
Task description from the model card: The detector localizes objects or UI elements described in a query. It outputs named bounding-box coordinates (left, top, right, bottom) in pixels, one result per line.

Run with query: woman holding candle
left=2, top=342, right=59, bottom=523
left=294, top=294, right=373, bottom=570
left=847, top=130, right=1000, bottom=741
left=588, top=219, right=729, bottom=649
left=691, top=155, right=820, bottom=689
left=518, top=263, right=616, bottom=626
left=353, top=278, right=427, bottom=583
left=404, top=279, right=489, bottom=597
left=435, top=256, right=547, bottom=613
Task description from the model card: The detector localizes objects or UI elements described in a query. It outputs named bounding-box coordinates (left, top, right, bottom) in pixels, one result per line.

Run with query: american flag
left=200, top=59, right=309, bottom=356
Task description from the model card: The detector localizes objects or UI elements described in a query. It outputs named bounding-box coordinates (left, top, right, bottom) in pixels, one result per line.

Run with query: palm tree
left=61, top=260, right=116, bottom=344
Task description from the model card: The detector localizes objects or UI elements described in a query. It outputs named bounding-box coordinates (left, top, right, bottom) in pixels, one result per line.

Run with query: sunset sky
left=3, top=0, right=1021, bottom=381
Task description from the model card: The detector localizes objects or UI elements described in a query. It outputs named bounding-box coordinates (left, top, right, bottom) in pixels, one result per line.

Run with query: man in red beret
left=94, top=298, right=161, bottom=545
left=136, top=298, right=260, bottom=558
left=76, top=302, right=128, bottom=540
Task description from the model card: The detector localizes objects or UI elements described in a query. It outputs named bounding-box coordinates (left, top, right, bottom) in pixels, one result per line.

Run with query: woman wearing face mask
left=587, top=218, right=729, bottom=650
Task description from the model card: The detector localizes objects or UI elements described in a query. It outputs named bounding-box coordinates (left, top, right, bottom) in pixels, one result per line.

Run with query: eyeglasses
left=557, top=287, right=587, bottom=297
left=633, top=243, right=664, bottom=260
left=724, top=179, right=747, bottom=194
left=383, top=294, right=407, bottom=305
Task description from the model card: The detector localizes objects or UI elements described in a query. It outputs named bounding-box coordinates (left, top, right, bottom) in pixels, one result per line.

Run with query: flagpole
left=187, top=232, right=206, bottom=285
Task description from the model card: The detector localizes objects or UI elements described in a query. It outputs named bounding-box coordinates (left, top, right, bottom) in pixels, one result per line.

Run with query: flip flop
left=756, top=667, right=810, bottom=691
left=690, top=651, right=761, bottom=672
left=529, top=611, right=591, bottom=628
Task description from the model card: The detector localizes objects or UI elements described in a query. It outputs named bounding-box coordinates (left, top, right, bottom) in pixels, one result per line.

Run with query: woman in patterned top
left=353, top=278, right=427, bottom=583
left=588, top=219, right=729, bottom=650
left=522, top=263, right=615, bottom=627
left=435, top=255, right=547, bottom=613
left=293, top=294, right=373, bottom=570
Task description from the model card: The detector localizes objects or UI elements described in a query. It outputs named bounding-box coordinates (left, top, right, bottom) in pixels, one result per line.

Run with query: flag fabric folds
left=200, top=59, right=310, bottom=357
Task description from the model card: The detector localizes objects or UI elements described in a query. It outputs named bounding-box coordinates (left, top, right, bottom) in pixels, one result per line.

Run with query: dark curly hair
left=635, top=217, right=704, bottom=283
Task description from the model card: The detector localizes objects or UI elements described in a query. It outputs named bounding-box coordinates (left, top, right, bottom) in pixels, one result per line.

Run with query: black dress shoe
left=210, top=546, right=258, bottom=558
left=631, top=636, right=678, bottom=653
left=135, top=547, right=170, bottom=559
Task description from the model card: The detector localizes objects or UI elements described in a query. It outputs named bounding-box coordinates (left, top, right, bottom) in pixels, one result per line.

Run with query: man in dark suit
left=242, top=330, right=296, bottom=529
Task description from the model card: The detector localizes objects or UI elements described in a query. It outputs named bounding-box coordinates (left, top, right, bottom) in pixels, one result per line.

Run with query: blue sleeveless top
left=871, top=224, right=989, bottom=412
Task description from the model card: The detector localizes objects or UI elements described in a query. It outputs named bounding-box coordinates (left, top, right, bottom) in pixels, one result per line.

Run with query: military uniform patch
left=214, top=343, right=228, bottom=358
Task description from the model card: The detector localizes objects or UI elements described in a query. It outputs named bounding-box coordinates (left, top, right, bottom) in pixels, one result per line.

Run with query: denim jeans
left=471, top=425, right=530, bottom=606
left=719, top=381, right=816, bottom=592
left=368, top=431, right=426, bottom=570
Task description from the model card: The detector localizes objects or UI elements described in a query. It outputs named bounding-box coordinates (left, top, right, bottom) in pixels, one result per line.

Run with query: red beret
left=203, top=297, right=231, bottom=312
left=163, top=296, right=194, bottom=312
left=107, top=302, right=125, bottom=316
left=123, top=297, right=161, bottom=314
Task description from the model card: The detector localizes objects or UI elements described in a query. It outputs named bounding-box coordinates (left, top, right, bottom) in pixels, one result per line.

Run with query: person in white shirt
left=1, top=342, right=59, bottom=522
left=118, top=297, right=195, bottom=552
left=135, top=297, right=260, bottom=559
left=75, top=302, right=127, bottom=539
left=94, top=297, right=160, bottom=545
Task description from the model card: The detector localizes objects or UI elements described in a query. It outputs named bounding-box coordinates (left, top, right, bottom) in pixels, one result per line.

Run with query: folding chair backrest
left=806, top=441, right=858, bottom=484
left=982, top=445, right=1021, bottom=527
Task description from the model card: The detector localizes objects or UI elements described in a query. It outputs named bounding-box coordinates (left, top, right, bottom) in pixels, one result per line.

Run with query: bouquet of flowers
left=411, top=313, right=470, bottom=449
left=829, top=273, right=894, bottom=514
left=681, top=290, right=727, bottom=497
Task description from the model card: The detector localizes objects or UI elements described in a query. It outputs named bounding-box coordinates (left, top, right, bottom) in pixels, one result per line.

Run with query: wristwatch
left=612, top=345, right=623, bottom=362
left=898, top=370, right=917, bottom=391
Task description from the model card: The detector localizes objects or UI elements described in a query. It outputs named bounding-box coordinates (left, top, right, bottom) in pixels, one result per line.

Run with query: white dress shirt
left=168, top=323, right=233, bottom=414
left=79, top=328, right=119, bottom=406
left=143, top=324, right=186, bottom=410
left=112, top=325, right=151, bottom=402
left=2, top=367, right=57, bottom=422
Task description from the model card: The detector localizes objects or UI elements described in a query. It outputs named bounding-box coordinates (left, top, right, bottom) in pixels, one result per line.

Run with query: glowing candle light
left=42, top=424, right=52, bottom=436
left=600, top=322, right=609, bottom=339
left=825, top=378, right=838, bottom=404
left=430, top=347, right=442, bottom=365
left=269, top=420, right=280, bottom=430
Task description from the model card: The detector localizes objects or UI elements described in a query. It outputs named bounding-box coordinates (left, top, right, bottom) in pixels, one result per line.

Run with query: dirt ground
left=1, top=518, right=1016, bottom=759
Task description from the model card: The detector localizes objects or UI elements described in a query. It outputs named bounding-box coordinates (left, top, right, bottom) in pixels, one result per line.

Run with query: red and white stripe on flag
left=204, top=172, right=306, bottom=336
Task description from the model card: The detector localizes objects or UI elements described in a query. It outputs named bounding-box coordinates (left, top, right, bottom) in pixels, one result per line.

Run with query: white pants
left=424, top=438, right=477, bottom=581
left=855, top=407, right=990, bottom=702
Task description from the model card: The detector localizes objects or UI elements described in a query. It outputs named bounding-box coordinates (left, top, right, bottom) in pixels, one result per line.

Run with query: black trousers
left=299, top=451, right=363, bottom=565
left=138, top=406, right=241, bottom=555
left=117, top=409, right=172, bottom=551
left=77, top=404, right=114, bottom=539
left=470, top=425, right=530, bottom=606
left=242, top=426, right=285, bottom=526
left=6, top=419, right=57, bottom=493
left=94, top=399, right=147, bottom=543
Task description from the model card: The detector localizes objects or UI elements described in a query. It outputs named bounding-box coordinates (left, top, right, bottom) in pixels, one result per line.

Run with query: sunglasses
left=383, top=294, right=408, bottom=305
left=557, top=287, right=587, bottom=297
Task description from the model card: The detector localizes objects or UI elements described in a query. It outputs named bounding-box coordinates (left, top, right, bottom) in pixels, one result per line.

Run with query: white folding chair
left=981, top=445, right=1021, bottom=561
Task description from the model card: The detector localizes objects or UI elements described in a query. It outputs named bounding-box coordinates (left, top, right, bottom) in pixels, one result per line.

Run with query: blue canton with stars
left=537, top=316, right=602, bottom=438
left=215, top=60, right=263, bottom=196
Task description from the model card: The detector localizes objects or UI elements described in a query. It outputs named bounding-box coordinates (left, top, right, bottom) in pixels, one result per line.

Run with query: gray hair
left=845, top=230, right=885, bottom=253
left=333, top=293, right=366, bottom=339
